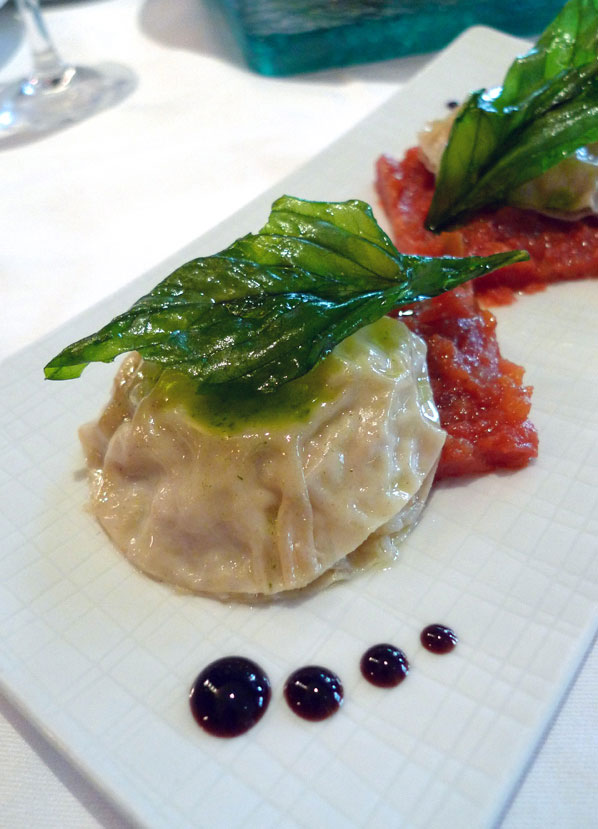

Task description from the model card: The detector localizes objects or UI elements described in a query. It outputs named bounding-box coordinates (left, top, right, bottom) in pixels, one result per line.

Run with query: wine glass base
left=0, top=63, right=134, bottom=139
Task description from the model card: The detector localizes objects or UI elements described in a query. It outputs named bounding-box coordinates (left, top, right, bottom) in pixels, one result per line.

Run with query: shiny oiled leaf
left=426, top=0, right=598, bottom=231
left=45, top=196, right=528, bottom=392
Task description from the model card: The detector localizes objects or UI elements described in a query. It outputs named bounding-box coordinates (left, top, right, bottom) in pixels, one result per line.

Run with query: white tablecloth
left=1, top=1, right=597, bottom=826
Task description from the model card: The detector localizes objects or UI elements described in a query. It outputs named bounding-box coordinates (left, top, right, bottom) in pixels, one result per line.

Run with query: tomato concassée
left=374, top=148, right=574, bottom=479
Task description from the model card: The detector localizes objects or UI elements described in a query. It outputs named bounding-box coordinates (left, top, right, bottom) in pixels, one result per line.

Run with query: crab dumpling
left=419, top=108, right=598, bottom=221
left=79, top=316, right=445, bottom=598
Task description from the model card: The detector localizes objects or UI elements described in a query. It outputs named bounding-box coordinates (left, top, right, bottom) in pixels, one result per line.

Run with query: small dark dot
left=284, top=665, right=343, bottom=721
left=189, top=656, right=270, bottom=737
left=361, top=644, right=409, bottom=687
left=420, top=624, right=458, bottom=654
left=446, top=99, right=459, bottom=109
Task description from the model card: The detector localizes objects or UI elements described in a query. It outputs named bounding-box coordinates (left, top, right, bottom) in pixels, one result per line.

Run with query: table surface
left=1, top=1, right=597, bottom=826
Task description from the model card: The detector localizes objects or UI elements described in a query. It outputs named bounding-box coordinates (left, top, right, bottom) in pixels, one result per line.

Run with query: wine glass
left=0, top=0, right=133, bottom=140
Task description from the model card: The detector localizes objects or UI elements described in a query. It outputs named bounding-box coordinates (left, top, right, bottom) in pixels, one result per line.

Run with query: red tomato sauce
left=391, top=285, right=537, bottom=479
left=377, top=149, right=545, bottom=479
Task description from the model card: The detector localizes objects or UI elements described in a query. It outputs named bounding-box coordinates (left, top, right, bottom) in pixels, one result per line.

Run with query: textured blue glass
left=218, top=0, right=564, bottom=75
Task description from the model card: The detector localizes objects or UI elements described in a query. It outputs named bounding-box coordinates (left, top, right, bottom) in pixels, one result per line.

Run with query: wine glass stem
left=16, top=0, right=68, bottom=89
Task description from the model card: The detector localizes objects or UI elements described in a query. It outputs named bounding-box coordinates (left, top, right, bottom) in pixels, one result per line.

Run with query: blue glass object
left=217, top=0, right=564, bottom=75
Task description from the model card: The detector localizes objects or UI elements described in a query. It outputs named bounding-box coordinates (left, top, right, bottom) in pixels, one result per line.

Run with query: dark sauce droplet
left=446, top=99, right=459, bottom=109
left=360, top=643, right=409, bottom=687
left=284, top=666, right=343, bottom=721
left=420, top=624, right=458, bottom=654
left=189, top=656, right=271, bottom=737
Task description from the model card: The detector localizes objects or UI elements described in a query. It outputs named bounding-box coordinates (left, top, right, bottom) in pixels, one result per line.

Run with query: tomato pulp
left=377, top=149, right=547, bottom=479
left=391, top=284, right=537, bottom=479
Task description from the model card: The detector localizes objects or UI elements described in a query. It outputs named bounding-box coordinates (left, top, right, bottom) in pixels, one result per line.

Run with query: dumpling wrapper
left=80, top=317, right=445, bottom=599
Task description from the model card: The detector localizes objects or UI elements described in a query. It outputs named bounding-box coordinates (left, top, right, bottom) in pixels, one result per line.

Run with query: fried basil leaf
left=45, top=196, right=528, bottom=392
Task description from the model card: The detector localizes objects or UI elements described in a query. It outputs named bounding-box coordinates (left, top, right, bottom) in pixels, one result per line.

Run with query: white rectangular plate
left=2, top=26, right=598, bottom=829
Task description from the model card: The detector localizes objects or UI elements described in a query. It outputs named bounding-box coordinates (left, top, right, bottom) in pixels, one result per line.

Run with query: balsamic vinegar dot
left=284, top=665, right=343, bottom=721
left=360, top=643, right=409, bottom=687
left=420, top=624, right=458, bottom=654
left=189, top=656, right=270, bottom=737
